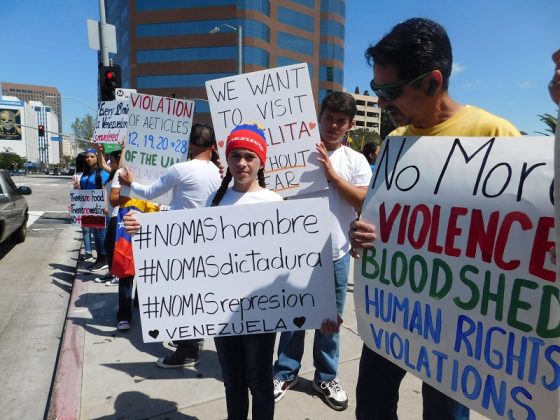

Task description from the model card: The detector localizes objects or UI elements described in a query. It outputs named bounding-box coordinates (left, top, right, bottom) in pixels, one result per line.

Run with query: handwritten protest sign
left=132, top=198, right=336, bottom=343
left=206, top=64, right=327, bottom=197
left=69, top=189, right=105, bottom=228
left=124, top=93, right=193, bottom=204
left=92, top=100, right=129, bottom=144
left=354, top=136, right=558, bottom=419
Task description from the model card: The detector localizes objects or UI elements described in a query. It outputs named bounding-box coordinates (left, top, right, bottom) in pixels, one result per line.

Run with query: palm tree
left=536, top=113, right=557, bottom=135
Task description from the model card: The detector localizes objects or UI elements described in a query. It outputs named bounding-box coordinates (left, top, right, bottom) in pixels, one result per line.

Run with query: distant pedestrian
left=361, top=142, right=380, bottom=171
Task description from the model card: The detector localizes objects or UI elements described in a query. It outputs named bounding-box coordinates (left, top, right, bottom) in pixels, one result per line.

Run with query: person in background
left=361, top=142, right=380, bottom=171
left=94, top=145, right=122, bottom=285
left=118, top=123, right=222, bottom=365
left=72, top=148, right=110, bottom=271
left=344, top=18, right=520, bottom=420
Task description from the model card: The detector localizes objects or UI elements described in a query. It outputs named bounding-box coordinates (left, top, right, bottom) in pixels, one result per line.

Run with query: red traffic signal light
left=38, top=124, right=45, bottom=137
left=100, top=65, right=122, bottom=101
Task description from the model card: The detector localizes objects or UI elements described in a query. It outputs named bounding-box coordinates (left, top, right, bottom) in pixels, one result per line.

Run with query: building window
left=137, top=73, right=232, bottom=89
left=278, top=32, right=313, bottom=56
left=278, top=6, right=314, bottom=32
left=291, top=0, right=315, bottom=8
left=277, top=56, right=313, bottom=79
left=320, top=66, right=343, bottom=84
left=136, top=0, right=269, bottom=14
left=138, top=19, right=270, bottom=43
left=320, top=43, right=343, bottom=61
left=321, top=0, right=345, bottom=17
left=320, top=19, right=344, bottom=39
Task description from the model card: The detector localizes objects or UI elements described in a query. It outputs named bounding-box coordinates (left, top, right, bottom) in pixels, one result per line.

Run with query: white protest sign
left=69, top=189, right=106, bottom=228
left=124, top=93, right=193, bottom=204
left=354, top=136, right=559, bottom=419
left=92, top=100, right=129, bottom=144
left=132, top=198, right=336, bottom=343
left=206, top=64, right=327, bottom=197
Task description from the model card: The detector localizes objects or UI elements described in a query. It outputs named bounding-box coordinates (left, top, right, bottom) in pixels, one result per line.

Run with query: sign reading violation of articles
left=206, top=64, right=327, bottom=197
left=354, top=136, right=559, bottom=419
left=124, top=93, right=194, bottom=205
left=92, top=100, right=129, bottom=144
left=132, top=198, right=336, bottom=342
left=69, top=189, right=106, bottom=228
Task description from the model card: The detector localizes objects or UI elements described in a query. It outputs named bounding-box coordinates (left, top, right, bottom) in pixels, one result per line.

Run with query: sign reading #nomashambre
left=132, top=198, right=336, bottom=343
left=205, top=64, right=327, bottom=197
left=354, top=136, right=559, bottom=419
left=124, top=93, right=193, bottom=204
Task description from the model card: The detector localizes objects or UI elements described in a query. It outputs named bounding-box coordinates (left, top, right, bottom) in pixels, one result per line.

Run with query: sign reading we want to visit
left=354, top=136, right=559, bottom=419
left=132, top=198, right=336, bottom=343
left=206, top=64, right=327, bottom=197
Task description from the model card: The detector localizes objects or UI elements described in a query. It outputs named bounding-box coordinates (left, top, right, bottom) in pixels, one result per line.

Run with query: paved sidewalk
left=48, top=255, right=488, bottom=419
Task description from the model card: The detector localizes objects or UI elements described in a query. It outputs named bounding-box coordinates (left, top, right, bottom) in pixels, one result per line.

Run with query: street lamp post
left=209, top=24, right=243, bottom=75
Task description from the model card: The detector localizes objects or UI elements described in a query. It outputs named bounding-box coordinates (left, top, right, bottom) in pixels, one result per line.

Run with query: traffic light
left=38, top=124, right=45, bottom=137
left=99, top=65, right=122, bottom=101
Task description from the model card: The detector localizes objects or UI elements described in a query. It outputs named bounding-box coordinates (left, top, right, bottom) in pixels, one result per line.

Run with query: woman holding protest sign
left=72, top=147, right=110, bottom=272
left=124, top=123, right=282, bottom=419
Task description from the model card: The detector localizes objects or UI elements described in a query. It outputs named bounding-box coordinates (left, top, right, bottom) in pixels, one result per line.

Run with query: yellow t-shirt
left=389, top=105, right=521, bottom=137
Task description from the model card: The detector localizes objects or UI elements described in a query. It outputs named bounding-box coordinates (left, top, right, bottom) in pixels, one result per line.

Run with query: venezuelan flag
left=112, top=197, right=159, bottom=278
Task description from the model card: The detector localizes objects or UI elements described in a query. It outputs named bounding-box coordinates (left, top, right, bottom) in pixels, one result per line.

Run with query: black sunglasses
left=370, top=71, right=432, bottom=101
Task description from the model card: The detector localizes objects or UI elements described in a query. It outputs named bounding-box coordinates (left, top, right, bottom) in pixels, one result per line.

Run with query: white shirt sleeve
left=352, top=153, right=373, bottom=187
left=130, top=166, right=178, bottom=200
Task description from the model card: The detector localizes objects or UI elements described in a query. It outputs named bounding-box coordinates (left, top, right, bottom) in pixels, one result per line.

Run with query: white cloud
left=452, top=63, right=466, bottom=75
left=462, top=80, right=481, bottom=90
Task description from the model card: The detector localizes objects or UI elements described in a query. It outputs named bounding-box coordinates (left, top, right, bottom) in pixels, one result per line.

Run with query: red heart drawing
left=218, top=140, right=225, bottom=148
left=309, top=122, right=317, bottom=130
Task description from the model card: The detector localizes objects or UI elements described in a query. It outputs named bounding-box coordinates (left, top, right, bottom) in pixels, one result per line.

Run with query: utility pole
left=98, top=0, right=109, bottom=66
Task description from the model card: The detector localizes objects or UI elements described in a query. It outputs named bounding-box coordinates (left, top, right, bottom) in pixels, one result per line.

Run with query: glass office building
left=105, top=0, right=345, bottom=120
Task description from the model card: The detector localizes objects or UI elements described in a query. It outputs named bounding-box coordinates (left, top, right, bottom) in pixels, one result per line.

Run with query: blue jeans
left=91, top=226, right=106, bottom=256
left=215, top=333, right=276, bottom=420
left=356, top=344, right=469, bottom=420
left=273, top=253, right=350, bottom=382
left=82, top=227, right=92, bottom=254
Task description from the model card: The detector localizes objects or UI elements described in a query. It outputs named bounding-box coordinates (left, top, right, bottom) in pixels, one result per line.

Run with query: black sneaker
left=312, top=379, right=348, bottom=411
left=79, top=253, right=94, bottom=262
left=273, top=376, right=299, bottom=402
left=88, top=259, right=109, bottom=272
left=156, top=351, right=199, bottom=369
left=94, top=272, right=113, bottom=283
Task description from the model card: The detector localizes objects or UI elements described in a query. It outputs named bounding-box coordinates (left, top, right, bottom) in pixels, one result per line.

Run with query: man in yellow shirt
left=351, top=18, right=520, bottom=420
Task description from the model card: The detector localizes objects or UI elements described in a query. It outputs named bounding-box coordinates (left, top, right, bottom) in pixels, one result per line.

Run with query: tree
left=536, top=113, right=557, bottom=135
left=0, top=150, right=26, bottom=170
left=380, top=108, right=396, bottom=140
left=348, top=128, right=382, bottom=152
left=354, top=86, right=360, bottom=94
left=71, top=114, right=95, bottom=149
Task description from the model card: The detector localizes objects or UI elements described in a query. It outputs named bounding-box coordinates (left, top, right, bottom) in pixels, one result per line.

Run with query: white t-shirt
left=207, top=187, right=283, bottom=207
left=130, top=159, right=221, bottom=210
left=104, top=179, right=119, bottom=218
left=299, top=145, right=372, bottom=260
left=111, top=168, right=131, bottom=198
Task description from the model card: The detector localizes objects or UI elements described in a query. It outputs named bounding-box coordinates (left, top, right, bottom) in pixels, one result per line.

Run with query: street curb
left=47, top=259, right=88, bottom=420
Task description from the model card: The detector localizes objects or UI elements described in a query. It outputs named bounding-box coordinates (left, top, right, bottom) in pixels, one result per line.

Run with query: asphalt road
left=0, top=175, right=80, bottom=420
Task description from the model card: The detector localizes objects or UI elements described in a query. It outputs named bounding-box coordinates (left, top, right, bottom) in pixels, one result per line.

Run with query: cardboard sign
left=206, top=64, right=327, bottom=197
left=69, top=189, right=106, bottom=228
left=132, top=198, right=336, bottom=343
left=92, top=100, right=129, bottom=144
left=124, top=93, right=194, bottom=204
left=354, top=136, right=558, bottom=419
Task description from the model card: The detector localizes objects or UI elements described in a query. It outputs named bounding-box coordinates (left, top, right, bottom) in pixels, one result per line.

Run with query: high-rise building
left=351, top=92, right=380, bottom=134
left=105, top=0, right=345, bottom=121
left=1, top=82, right=64, bottom=157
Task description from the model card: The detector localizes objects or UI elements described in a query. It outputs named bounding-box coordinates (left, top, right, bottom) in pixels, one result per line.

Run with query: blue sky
left=2, top=0, right=558, bottom=136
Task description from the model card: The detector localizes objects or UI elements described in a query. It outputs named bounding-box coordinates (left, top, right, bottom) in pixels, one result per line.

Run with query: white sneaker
left=117, top=320, right=130, bottom=331
left=273, top=376, right=299, bottom=402
left=105, top=276, right=119, bottom=286
left=312, top=379, right=348, bottom=411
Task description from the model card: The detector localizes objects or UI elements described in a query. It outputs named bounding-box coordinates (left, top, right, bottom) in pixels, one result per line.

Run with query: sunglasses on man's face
left=370, top=71, right=432, bottom=101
